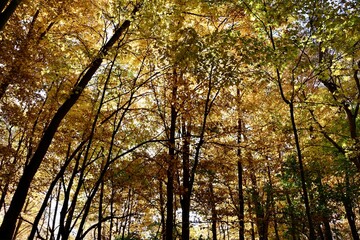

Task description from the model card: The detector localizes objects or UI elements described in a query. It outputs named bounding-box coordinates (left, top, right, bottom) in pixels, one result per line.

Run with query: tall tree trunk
left=248, top=154, right=268, bottom=240
left=0, top=0, right=22, bottom=32
left=12, top=198, right=30, bottom=240
left=316, top=172, right=333, bottom=240
left=28, top=141, right=86, bottom=240
left=166, top=70, right=178, bottom=240
left=50, top=183, right=61, bottom=240
left=273, top=206, right=280, bottom=240
left=343, top=197, right=360, bottom=240
left=0, top=0, right=10, bottom=13
left=289, top=102, right=315, bottom=239
left=318, top=225, right=325, bottom=240
left=268, top=16, right=315, bottom=237
left=109, top=186, right=115, bottom=240
left=0, top=15, right=134, bottom=240
left=266, top=165, right=280, bottom=240
left=59, top=150, right=84, bottom=240
left=98, top=178, right=104, bottom=240
left=183, top=65, right=219, bottom=240
left=209, top=180, right=217, bottom=240
left=121, top=189, right=132, bottom=240
left=181, top=121, right=191, bottom=240
left=343, top=173, right=360, bottom=240
left=248, top=199, right=256, bottom=240
left=159, top=181, right=166, bottom=240
left=236, top=87, right=245, bottom=240
left=285, top=193, right=298, bottom=240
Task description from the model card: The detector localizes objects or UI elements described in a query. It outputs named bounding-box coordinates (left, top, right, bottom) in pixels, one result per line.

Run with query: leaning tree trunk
left=0, top=0, right=23, bottom=32
left=0, top=12, right=136, bottom=239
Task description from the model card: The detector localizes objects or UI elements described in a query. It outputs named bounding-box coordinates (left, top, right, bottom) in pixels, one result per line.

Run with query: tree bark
left=343, top=197, right=360, bottom=240
left=97, top=179, right=104, bottom=240
left=236, top=87, right=245, bottom=240
left=0, top=16, right=133, bottom=240
left=343, top=173, right=360, bottom=240
left=165, top=69, right=178, bottom=240
left=180, top=66, right=219, bottom=240
left=285, top=193, right=298, bottom=240
left=289, top=102, right=316, bottom=239
left=28, top=142, right=86, bottom=240
left=209, top=180, right=217, bottom=240
left=0, top=0, right=10, bottom=13
left=0, top=0, right=22, bottom=32
left=247, top=153, right=269, bottom=240
left=159, top=181, right=166, bottom=240
left=181, top=121, right=191, bottom=240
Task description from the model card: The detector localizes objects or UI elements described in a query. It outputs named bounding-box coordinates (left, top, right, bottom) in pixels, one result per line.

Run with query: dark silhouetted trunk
left=181, top=121, right=191, bottom=240
left=343, top=197, right=359, bottom=240
left=285, top=193, right=298, bottom=240
left=159, top=181, right=166, bottom=240
left=209, top=180, right=217, bottom=240
left=109, top=185, right=115, bottom=240
left=0, top=0, right=23, bottom=32
left=343, top=174, right=359, bottom=240
left=166, top=70, right=178, bottom=240
left=28, top=142, right=86, bottom=240
left=248, top=199, right=256, bottom=240
left=289, top=102, right=315, bottom=239
left=236, top=87, right=245, bottom=240
left=182, top=65, right=219, bottom=240
left=0, top=16, right=134, bottom=240
left=316, top=172, right=333, bottom=240
left=248, top=155, right=268, bottom=240
left=98, top=179, right=104, bottom=240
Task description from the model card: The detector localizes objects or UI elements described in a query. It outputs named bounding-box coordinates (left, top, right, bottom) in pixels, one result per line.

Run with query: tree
left=0, top=3, right=140, bottom=239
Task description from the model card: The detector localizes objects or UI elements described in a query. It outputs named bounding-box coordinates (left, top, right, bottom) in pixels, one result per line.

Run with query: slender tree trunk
left=289, top=102, right=316, bottom=239
left=166, top=71, right=178, bottom=240
left=28, top=142, right=86, bottom=240
left=159, top=181, right=166, bottom=240
left=236, top=87, right=245, bottom=240
left=343, top=197, right=360, bottom=240
left=109, top=182, right=115, bottom=240
left=269, top=16, right=315, bottom=237
left=98, top=179, right=104, bottom=240
left=59, top=152, right=83, bottom=240
left=0, top=0, right=22, bottom=32
left=248, top=155, right=268, bottom=240
left=316, top=172, right=333, bottom=240
left=318, top=224, right=325, bottom=240
left=0, top=16, right=134, bottom=240
left=266, top=165, right=280, bottom=240
left=185, top=65, right=219, bottom=240
left=248, top=200, right=256, bottom=240
left=285, top=193, right=298, bottom=240
left=273, top=207, right=280, bottom=240
left=0, top=0, right=10, bottom=13
left=181, top=120, right=191, bottom=240
left=237, top=159, right=245, bottom=240
left=209, top=180, right=217, bottom=240
left=343, top=173, right=360, bottom=240
left=51, top=183, right=61, bottom=240
left=121, top=189, right=132, bottom=239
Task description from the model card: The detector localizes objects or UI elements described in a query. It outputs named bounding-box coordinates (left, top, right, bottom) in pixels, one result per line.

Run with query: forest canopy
left=0, top=0, right=360, bottom=239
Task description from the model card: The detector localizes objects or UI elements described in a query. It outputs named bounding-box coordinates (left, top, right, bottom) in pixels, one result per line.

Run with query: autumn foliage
left=0, top=0, right=360, bottom=239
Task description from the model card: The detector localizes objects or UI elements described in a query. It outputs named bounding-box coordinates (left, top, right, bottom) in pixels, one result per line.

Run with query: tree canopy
left=0, top=0, right=359, bottom=239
